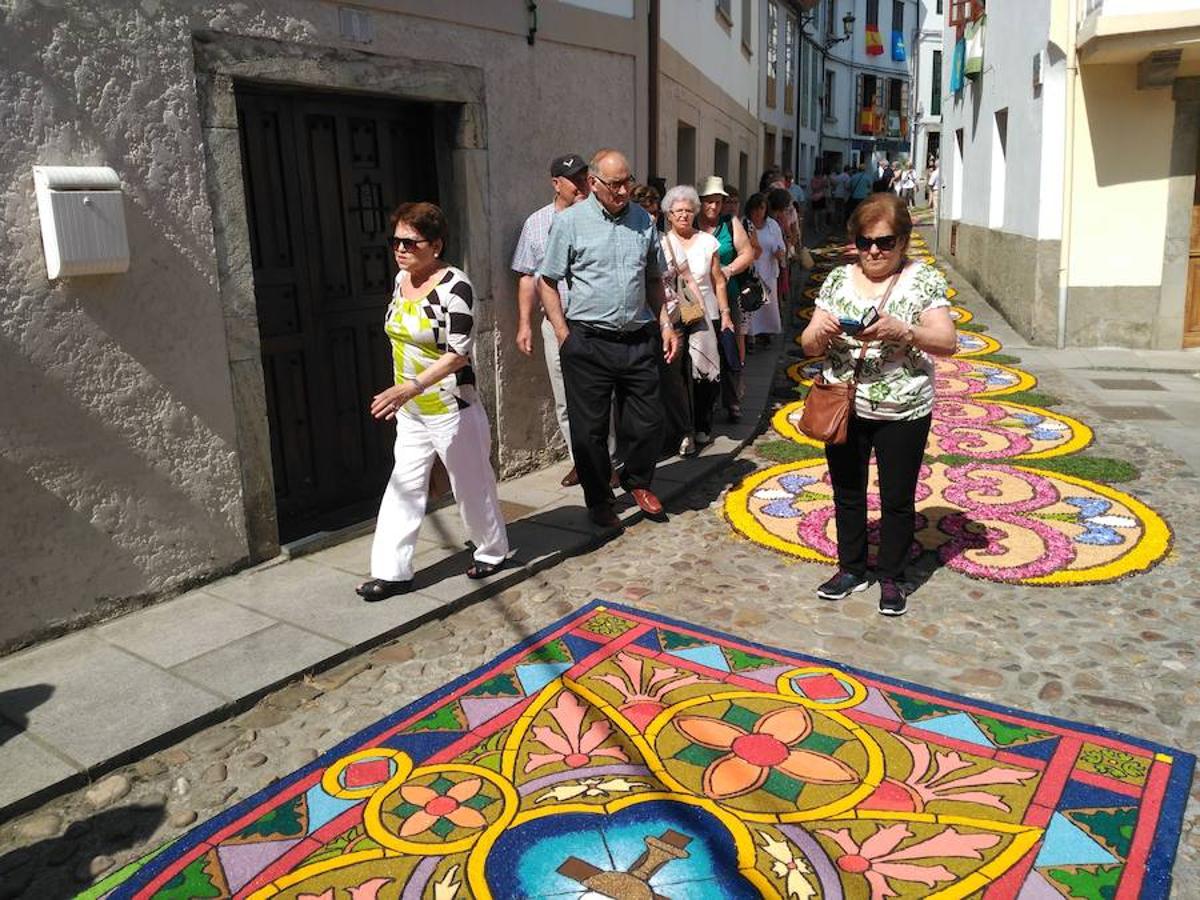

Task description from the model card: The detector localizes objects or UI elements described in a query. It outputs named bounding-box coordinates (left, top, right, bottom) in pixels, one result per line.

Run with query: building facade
left=938, top=0, right=1200, bottom=349
left=758, top=0, right=823, bottom=184
left=816, top=0, right=918, bottom=172
left=0, top=0, right=652, bottom=652
left=910, top=0, right=945, bottom=173
left=658, top=0, right=761, bottom=196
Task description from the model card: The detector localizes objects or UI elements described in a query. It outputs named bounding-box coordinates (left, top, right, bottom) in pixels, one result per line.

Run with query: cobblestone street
left=1, top=245, right=1197, bottom=898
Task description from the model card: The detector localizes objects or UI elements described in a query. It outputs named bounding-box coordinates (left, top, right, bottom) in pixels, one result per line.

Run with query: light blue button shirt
left=539, top=193, right=666, bottom=331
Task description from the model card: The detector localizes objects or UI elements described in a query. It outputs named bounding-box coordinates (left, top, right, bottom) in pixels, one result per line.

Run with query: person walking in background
left=927, top=159, right=941, bottom=214
left=845, top=162, right=873, bottom=224
left=697, top=176, right=756, bottom=421
left=767, top=187, right=797, bottom=313
left=898, top=165, right=917, bottom=208
left=809, top=163, right=829, bottom=233
left=744, top=192, right=786, bottom=346
left=632, top=183, right=663, bottom=230
left=511, top=154, right=592, bottom=488
left=662, top=184, right=733, bottom=455
left=358, top=202, right=509, bottom=601
left=538, top=149, right=680, bottom=529
left=832, top=165, right=851, bottom=227
left=798, top=193, right=957, bottom=616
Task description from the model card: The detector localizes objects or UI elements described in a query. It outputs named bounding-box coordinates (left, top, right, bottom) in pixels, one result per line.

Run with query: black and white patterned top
left=384, top=266, right=477, bottom=416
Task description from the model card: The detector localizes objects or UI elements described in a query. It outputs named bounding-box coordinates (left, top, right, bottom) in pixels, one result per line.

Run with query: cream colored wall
left=1068, top=63, right=1176, bottom=287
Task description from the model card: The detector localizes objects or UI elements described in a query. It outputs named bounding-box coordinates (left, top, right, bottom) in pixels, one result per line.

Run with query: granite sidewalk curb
left=0, top=326, right=788, bottom=823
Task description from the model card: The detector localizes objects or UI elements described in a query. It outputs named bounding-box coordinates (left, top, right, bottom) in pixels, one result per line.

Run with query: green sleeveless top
left=712, top=215, right=743, bottom=301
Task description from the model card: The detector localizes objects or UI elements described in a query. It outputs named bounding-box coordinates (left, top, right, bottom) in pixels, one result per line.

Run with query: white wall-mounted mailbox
left=33, top=165, right=130, bottom=279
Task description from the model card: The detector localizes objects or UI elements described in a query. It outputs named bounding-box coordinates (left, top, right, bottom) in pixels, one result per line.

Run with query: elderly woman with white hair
left=660, top=184, right=734, bottom=455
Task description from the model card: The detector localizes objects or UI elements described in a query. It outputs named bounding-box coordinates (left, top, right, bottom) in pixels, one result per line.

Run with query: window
left=888, top=78, right=903, bottom=112
left=948, top=0, right=984, bottom=27
left=887, top=77, right=907, bottom=138
left=716, top=0, right=733, bottom=24
left=714, top=138, right=730, bottom=181
left=936, top=0, right=943, bottom=13
left=931, top=49, right=943, bottom=116
left=741, top=0, right=753, bottom=51
left=892, top=0, right=904, bottom=31
left=766, top=1, right=779, bottom=108
left=951, top=127, right=964, bottom=220
left=739, top=151, right=749, bottom=199
left=823, top=69, right=836, bottom=121
left=825, top=0, right=836, bottom=35
left=857, top=73, right=879, bottom=134
left=782, top=134, right=794, bottom=173
left=989, top=108, right=1007, bottom=228
left=765, top=129, right=777, bottom=168
left=785, top=13, right=797, bottom=115
left=866, top=0, right=879, bottom=26
left=677, top=122, right=696, bottom=186
left=811, top=45, right=821, bottom=126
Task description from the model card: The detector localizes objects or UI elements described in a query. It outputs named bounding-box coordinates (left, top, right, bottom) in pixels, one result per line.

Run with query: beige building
left=656, top=0, right=761, bottom=195
left=0, top=0, right=652, bottom=653
left=939, top=0, right=1200, bottom=349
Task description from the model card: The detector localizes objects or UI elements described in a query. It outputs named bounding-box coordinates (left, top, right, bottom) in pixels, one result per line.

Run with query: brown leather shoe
left=629, top=488, right=664, bottom=518
left=587, top=503, right=622, bottom=529
left=560, top=466, right=579, bottom=487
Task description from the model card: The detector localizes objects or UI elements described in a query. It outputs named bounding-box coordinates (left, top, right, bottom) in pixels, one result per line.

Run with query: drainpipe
left=1057, top=0, right=1079, bottom=349
left=648, top=0, right=660, bottom=180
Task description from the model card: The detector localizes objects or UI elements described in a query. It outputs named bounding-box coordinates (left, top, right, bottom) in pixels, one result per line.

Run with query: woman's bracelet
left=408, top=378, right=425, bottom=394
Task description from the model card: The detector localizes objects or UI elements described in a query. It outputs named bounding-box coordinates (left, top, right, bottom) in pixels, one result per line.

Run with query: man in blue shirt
left=539, top=149, right=680, bottom=528
left=845, top=163, right=874, bottom=223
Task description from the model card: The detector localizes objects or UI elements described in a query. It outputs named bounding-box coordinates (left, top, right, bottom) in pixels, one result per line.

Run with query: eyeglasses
left=668, top=207, right=694, bottom=217
left=854, top=234, right=899, bottom=252
left=591, top=174, right=634, bottom=194
left=389, top=236, right=430, bottom=252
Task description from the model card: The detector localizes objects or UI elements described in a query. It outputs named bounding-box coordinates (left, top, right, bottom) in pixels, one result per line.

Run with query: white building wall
left=911, top=0, right=943, bottom=171
left=941, top=1, right=1054, bottom=239
left=661, top=0, right=760, bottom=113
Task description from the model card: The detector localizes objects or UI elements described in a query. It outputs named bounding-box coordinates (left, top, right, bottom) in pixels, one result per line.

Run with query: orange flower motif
left=397, top=778, right=487, bottom=837
left=674, top=706, right=857, bottom=800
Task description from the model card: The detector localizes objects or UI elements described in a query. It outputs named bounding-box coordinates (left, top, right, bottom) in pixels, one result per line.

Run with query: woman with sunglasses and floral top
left=799, top=193, right=956, bottom=616
left=356, top=202, right=509, bottom=601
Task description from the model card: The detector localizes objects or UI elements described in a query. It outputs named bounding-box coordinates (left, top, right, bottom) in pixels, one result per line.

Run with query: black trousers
left=560, top=322, right=663, bottom=508
left=824, top=413, right=932, bottom=581
left=658, top=326, right=692, bottom=454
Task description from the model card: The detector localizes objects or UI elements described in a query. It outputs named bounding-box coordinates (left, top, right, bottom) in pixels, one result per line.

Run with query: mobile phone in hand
left=839, top=307, right=879, bottom=334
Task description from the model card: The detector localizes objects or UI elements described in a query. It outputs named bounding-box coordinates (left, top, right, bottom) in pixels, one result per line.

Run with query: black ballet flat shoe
left=356, top=578, right=413, bottom=602
left=466, top=561, right=504, bottom=580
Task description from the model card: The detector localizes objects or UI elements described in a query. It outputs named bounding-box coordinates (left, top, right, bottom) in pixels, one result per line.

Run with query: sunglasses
left=389, top=236, right=430, bottom=252
left=855, top=234, right=899, bottom=252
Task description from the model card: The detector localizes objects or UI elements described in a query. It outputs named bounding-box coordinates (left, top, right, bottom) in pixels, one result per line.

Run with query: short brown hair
left=389, top=201, right=448, bottom=244
left=631, top=184, right=660, bottom=206
left=847, top=192, right=912, bottom=243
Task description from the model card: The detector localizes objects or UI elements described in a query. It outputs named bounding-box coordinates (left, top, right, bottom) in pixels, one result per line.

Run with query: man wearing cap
left=538, top=149, right=679, bottom=529
left=511, top=154, right=593, bottom=487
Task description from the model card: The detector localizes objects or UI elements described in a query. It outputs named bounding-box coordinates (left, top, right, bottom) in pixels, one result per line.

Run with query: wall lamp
left=800, top=9, right=856, bottom=47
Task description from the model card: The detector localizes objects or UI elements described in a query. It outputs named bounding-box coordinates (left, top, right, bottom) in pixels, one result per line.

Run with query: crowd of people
left=356, top=147, right=952, bottom=618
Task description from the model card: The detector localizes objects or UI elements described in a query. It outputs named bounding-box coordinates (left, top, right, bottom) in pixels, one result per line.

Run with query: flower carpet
left=95, top=602, right=1193, bottom=898
left=725, top=234, right=1173, bottom=586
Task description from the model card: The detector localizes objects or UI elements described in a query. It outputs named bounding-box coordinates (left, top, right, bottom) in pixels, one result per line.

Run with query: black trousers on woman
left=824, top=413, right=932, bottom=582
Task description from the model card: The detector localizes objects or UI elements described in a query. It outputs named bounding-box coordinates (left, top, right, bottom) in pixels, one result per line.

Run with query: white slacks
left=370, top=402, right=509, bottom=582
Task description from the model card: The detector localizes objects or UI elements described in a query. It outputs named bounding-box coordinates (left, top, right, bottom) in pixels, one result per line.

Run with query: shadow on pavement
left=0, top=685, right=55, bottom=747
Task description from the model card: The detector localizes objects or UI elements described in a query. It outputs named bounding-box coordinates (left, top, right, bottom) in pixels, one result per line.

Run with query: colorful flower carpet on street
left=94, top=602, right=1192, bottom=898
left=727, top=234, right=1173, bottom=586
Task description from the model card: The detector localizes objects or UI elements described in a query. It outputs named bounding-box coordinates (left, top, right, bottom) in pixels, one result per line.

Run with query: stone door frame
left=193, top=31, right=490, bottom=561
left=1163, top=77, right=1200, bottom=348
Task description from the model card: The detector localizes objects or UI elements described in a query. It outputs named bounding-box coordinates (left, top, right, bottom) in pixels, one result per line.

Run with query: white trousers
left=540, top=317, right=618, bottom=462
left=370, top=403, right=509, bottom=581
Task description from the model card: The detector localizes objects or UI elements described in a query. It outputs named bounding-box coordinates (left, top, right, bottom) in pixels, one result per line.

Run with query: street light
left=830, top=12, right=855, bottom=46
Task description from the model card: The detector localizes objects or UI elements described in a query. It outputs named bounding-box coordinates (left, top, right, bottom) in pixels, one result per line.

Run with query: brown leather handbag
left=797, top=273, right=899, bottom=445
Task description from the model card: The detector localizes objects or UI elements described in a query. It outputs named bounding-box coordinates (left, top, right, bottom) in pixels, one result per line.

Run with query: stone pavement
left=0, top=337, right=780, bottom=823
left=1, top=230, right=1197, bottom=897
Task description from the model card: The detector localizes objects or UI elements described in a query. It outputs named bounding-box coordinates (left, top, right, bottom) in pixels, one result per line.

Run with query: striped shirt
left=384, top=266, right=477, bottom=416
left=539, top=193, right=666, bottom=331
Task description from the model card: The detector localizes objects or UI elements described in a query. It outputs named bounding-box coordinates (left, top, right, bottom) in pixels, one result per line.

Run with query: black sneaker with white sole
left=878, top=580, right=909, bottom=616
left=816, top=570, right=872, bottom=600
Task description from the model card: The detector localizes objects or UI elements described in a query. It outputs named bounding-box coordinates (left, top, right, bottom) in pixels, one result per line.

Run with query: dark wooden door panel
left=236, top=87, right=438, bottom=540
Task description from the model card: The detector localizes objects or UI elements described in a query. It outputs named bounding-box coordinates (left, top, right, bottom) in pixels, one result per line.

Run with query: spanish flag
left=866, top=23, right=884, bottom=56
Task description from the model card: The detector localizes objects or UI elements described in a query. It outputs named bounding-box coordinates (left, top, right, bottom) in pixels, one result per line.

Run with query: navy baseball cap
left=551, top=154, right=587, bottom=178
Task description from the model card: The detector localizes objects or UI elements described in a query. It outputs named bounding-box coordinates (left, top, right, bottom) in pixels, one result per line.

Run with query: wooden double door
left=1187, top=133, right=1200, bottom=348
left=236, top=87, right=439, bottom=541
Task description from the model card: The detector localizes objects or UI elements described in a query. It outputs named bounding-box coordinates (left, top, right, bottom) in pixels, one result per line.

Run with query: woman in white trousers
left=357, top=202, right=509, bottom=601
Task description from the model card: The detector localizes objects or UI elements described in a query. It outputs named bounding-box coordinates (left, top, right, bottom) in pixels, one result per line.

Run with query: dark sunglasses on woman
left=389, top=236, right=429, bottom=252
left=855, top=234, right=899, bottom=252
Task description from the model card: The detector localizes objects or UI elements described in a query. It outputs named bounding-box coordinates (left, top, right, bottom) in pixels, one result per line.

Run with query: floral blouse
left=814, top=261, right=952, bottom=420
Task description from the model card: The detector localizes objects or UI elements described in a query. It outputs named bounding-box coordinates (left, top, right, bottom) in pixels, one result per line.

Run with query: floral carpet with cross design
left=729, top=233, right=1172, bottom=586
left=98, top=602, right=1192, bottom=899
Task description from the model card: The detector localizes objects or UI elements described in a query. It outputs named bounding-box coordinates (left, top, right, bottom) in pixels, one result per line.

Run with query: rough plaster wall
left=0, top=1, right=639, bottom=649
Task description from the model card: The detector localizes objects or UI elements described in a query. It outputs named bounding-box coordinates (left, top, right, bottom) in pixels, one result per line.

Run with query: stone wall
left=0, top=1, right=642, bottom=652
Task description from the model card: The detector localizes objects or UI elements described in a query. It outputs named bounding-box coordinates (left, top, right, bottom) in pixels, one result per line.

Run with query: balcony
left=1077, top=0, right=1200, bottom=65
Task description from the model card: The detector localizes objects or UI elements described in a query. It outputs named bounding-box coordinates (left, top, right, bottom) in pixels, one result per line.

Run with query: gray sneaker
left=878, top=580, right=909, bottom=616
left=816, top=570, right=872, bottom=600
